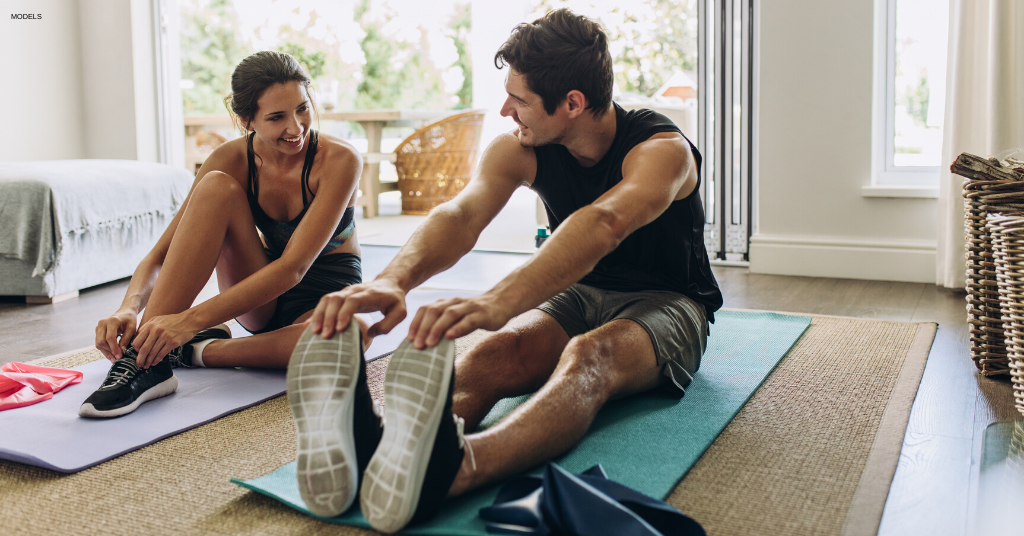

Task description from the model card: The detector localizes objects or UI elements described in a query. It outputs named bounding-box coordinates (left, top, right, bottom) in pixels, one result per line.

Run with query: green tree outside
left=447, top=3, right=472, bottom=109
left=531, top=0, right=698, bottom=96
left=179, top=0, right=472, bottom=117
left=179, top=0, right=250, bottom=116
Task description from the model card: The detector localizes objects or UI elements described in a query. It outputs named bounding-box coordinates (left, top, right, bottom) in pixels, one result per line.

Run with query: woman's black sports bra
left=246, top=130, right=355, bottom=258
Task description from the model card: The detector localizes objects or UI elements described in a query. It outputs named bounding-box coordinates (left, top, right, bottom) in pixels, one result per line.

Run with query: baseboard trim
left=749, top=234, right=936, bottom=283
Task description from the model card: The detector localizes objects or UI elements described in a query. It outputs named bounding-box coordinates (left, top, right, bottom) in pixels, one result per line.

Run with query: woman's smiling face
left=249, top=80, right=313, bottom=154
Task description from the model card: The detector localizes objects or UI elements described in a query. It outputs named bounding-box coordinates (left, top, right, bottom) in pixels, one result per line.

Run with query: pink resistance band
left=0, top=362, right=84, bottom=411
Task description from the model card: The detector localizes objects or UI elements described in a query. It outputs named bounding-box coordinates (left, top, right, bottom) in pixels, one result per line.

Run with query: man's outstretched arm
left=309, top=133, right=532, bottom=338
left=407, top=132, right=697, bottom=348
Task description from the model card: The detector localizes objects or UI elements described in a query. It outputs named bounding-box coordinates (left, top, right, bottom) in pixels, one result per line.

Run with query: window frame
left=865, top=0, right=943, bottom=198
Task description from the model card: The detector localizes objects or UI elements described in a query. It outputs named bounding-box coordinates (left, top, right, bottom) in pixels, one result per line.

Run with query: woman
left=81, top=51, right=367, bottom=417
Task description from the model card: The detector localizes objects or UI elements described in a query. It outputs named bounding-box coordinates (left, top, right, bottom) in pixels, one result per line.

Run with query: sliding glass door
left=699, top=0, right=755, bottom=262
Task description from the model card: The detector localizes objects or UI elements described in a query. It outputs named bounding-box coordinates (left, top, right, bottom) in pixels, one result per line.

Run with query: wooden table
left=322, top=110, right=451, bottom=217
left=183, top=109, right=452, bottom=217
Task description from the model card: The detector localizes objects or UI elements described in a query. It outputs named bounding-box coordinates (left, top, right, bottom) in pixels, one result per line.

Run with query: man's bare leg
left=448, top=318, right=664, bottom=496
left=452, top=310, right=570, bottom=430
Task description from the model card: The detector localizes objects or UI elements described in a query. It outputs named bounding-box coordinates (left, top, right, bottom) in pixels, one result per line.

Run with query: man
left=284, top=8, right=722, bottom=532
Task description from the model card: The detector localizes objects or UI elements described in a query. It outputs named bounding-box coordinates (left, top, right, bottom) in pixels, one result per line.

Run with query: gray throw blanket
left=0, top=160, right=192, bottom=276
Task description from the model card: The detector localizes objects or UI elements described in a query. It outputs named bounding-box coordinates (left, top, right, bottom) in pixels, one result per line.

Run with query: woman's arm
left=187, top=141, right=362, bottom=327
left=131, top=140, right=363, bottom=365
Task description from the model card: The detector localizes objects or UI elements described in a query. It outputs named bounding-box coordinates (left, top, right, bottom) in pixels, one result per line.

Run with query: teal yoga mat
left=232, top=310, right=811, bottom=535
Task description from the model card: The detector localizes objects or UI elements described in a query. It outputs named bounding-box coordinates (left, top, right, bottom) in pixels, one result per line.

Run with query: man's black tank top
left=530, top=103, right=723, bottom=322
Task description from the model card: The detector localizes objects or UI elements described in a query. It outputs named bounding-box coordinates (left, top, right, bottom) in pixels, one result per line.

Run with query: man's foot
left=78, top=346, right=178, bottom=418
left=166, top=323, right=233, bottom=368
left=287, top=323, right=383, bottom=517
left=360, top=337, right=469, bottom=533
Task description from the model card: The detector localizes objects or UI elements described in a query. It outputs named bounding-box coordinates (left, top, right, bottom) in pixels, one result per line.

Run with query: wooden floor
left=1, top=248, right=1018, bottom=536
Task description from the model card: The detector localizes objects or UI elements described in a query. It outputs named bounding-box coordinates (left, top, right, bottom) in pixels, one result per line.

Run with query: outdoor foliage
left=179, top=0, right=250, bottom=116
left=447, top=3, right=473, bottom=108
left=531, top=0, right=698, bottom=96
left=179, top=0, right=472, bottom=116
left=354, top=1, right=446, bottom=110
left=902, top=76, right=930, bottom=127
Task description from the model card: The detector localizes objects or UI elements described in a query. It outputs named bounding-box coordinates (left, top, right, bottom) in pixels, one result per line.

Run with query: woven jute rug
left=0, top=313, right=934, bottom=536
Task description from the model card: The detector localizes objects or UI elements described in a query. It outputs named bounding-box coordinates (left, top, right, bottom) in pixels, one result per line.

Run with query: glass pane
left=178, top=0, right=473, bottom=178
left=528, top=0, right=699, bottom=138
left=892, top=0, right=949, bottom=167
left=731, top=0, right=741, bottom=225
left=705, top=0, right=715, bottom=224
left=179, top=0, right=472, bottom=118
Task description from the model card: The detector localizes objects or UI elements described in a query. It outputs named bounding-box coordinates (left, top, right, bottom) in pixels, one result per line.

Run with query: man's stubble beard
left=518, top=130, right=563, bottom=148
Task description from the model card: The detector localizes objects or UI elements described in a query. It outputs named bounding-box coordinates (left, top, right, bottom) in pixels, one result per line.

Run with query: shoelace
left=164, top=346, right=186, bottom=367
left=102, top=358, right=141, bottom=388
left=453, top=414, right=477, bottom=471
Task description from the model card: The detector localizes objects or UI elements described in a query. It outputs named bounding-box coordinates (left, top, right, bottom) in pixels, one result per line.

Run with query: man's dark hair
left=494, top=9, right=613, bottom=116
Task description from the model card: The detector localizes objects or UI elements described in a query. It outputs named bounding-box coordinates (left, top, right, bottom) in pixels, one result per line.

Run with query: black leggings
left=243, top=252, right=362, bottom=334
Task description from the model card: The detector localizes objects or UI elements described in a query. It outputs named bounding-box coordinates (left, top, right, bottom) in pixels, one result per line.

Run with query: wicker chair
left=395, top=110, right=486, bottom=215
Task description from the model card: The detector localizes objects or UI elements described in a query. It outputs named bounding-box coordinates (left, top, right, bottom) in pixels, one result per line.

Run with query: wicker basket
left=956, top=153, right=1024, bottom=376
left=395, top=110, right=486, bottom=215
left=992, top=215, right=1024, bottom=417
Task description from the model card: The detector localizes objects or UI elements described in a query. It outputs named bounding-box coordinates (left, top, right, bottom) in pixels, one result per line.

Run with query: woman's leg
left=140, top=171, right=276, bottom=329
left=200, top=314, right=373, bottom=369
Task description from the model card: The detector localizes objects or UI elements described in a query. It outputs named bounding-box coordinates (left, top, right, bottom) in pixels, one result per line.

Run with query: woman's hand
left=95, top=310, right=139, bottom=362
left=132, top=313, right=200, bottom=368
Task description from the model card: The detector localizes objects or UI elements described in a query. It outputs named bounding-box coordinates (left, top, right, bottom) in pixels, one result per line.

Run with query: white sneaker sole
left=287, top=324, right=361, bottom=517
left=78, top=375, right=178, bottom=418
left=360, top=337, right=456, bottom=533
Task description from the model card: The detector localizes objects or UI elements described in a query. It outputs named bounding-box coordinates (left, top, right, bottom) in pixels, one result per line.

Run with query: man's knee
left=559, top=335, right=618, bottom=399
left=560, top=330, right=661, bottom=399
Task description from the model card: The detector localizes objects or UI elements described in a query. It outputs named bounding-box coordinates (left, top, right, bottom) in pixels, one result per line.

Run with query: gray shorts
left=537, top=283, right=708, bottom=395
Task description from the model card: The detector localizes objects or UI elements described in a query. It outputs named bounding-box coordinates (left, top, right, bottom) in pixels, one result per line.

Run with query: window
left=868, top=0, right=950, bottom=195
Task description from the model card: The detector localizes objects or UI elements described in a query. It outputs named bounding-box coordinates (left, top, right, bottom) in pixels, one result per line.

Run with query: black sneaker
left=166, top=322, right=232, bottom=368
left=287, top=322, right=383, bottom=517
left=360, top=336, right=469, bottom=533
left=78, top=346, right=178, bottom=418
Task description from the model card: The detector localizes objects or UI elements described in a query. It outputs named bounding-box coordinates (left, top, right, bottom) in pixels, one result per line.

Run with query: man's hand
left=309, top=279, right=408, bottom=339
left=133, top=313, right=199, bottom=369
left=408, top=294, right=514, bottom=349
left=95, top=310, right=139, bottom=362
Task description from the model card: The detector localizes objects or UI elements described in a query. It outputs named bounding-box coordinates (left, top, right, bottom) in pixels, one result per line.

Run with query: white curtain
left=936, top=0, right=1024, bottom=289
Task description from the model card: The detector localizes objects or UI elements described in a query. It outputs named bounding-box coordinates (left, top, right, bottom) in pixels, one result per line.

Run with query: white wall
left=0, top=0, right=86, bottom=161
left=78, top=0, right=163, bottom=162
left=79, top=0, right=139, bottom=160
left=0, top=0, right=164, bottom=163
left=749, top=0, right=938, bottom=283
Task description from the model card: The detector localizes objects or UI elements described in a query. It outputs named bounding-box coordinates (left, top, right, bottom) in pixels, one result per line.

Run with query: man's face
left=499, top=70, right=567, bottom=147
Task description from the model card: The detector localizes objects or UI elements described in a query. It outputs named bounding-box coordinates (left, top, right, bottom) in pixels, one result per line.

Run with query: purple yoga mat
left=0, top=362, right=285, bottom=473
left=0, top=289, right=480, bottom=473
